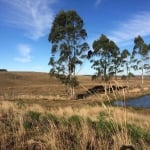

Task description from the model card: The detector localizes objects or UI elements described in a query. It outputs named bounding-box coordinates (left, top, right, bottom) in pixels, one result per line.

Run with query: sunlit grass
left=0, top=100, right=150, bottom=150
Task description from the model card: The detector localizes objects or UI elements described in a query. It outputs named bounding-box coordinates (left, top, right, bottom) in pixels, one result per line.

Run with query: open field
left=0, top=71, right=150, bottom=102
left=0, top=71, right=150, bottom=149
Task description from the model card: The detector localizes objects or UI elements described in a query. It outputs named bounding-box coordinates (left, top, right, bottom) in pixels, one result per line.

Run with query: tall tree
left=111, top=45, right=121, bottom=80
left=132, top=35, right=150, bottom=88
left=48, top=10, right=89, bottom=98
left=121, top=49, right=131, bottom=80
left=91, top=34, right=119, bottom=93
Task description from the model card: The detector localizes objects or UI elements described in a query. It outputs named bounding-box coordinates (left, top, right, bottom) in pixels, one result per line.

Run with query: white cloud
left=0, top=0, right=57, bottom=40
left=94, top=0, right=102, bottom=7
left=14, top=44, right=32, bottom=63
left=108, top=11, right=150, bottom=45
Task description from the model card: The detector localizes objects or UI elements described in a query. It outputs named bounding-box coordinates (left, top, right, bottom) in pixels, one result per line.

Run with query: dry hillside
left=0, top=71, right=150, bottom=104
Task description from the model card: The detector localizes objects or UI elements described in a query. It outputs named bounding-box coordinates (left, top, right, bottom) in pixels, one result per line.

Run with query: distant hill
left=0, top=71, right=64, bottom=96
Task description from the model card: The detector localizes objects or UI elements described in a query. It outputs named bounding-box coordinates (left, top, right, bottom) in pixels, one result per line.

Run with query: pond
left=113, top=95, right=150, bottom=109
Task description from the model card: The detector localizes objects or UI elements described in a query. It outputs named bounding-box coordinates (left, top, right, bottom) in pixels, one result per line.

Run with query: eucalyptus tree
left=121, top=49, right=131, bottom=79
left=111, top=45, right=122, bottom=80
left=132, top=35, right=150, bottom=88
left=146, top=44, right=150, bottom=75
left=48, top=10, right=89, bottom=98
left=91, top=34, right=119, bottom=93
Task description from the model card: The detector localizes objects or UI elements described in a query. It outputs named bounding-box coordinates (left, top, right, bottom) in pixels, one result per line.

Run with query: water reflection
left=114, top=95, right=150, bottom=109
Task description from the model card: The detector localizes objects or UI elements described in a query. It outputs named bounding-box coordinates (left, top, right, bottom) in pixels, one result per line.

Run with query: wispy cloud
left=94, top=0, right=102, bottom=7
left=14, top=44, right=32, bottom=63
left=0, top=0, right=57, bottom=40
left=108, top=12, right=150, bottom=45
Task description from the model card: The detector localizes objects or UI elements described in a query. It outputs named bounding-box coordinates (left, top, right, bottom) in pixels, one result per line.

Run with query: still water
left=114, top=95, right=150, bottom=109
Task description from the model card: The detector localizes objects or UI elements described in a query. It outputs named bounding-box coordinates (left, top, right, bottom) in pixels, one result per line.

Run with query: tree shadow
left=76, top=85, right=128, bottom=100
left=120, top=145, right=135, bottom=150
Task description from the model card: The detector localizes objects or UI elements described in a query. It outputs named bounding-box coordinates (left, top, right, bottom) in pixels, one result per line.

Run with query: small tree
left=132, top=35, right=150, bottom=88
left=121, top=49, right=130, bottom=73
left=48, top=10, right=89, bottom=99
left=111, top=46, right=121, bottom=80
left=91, top=34, right=119, bottom=93
left=121, top=49, right=131, bottom=81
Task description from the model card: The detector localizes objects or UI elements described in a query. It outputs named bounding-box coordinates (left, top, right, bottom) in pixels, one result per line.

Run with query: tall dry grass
left=0, top=100, right=150, bottom=150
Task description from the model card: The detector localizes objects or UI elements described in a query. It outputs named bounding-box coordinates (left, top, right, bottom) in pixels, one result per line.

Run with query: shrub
left=68, top=115, right=83, bottom=128
left=28, top=111, right=41, bottom=121
left=127, top=124, right=150, bottom=143
left=23, top=121, right=32, bottom=130
left=96, top=112, right=116, bottom=137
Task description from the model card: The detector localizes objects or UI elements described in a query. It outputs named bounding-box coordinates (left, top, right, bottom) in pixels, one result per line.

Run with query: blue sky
left=0, top=0, right=150, bottom=74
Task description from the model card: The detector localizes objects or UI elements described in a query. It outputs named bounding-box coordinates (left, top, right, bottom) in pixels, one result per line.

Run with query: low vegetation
left=0, top=72, right=150, bottom=150
left=0, top=99, right=150, bottom=150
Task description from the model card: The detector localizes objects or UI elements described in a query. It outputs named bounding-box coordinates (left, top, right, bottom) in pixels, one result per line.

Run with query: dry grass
left=0, top=72, right=150, bottom=149
left=0, top=100, right=150, bottom=150
left=0, top=72, right=150, bottom=100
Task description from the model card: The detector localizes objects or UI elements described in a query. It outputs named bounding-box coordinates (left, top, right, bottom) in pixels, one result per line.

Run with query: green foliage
left=23, top=121, right=32, bottom=130
left=127, top=124, right=143, bottom=142
left=95, top=112, right=115, bottom=137
left=121, top=49, right=131, bottom=77
left=91, top=34, right=120, bottom=82
left=28, top=111, right=41, bottom=121
left=132, top=35, right=150, bottom=85
left=68, top=115, right=83, bottom=128
left=127, top=124, right=150, bottom=143
left=48, top=10, right=89, bottom=98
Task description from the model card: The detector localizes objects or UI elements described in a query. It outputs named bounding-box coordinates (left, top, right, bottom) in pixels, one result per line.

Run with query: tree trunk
left=126, top=63, right=129, bottom=86
left=104, top=82, right=107, bottom=95
left=141, top=66, right=144, bottom=90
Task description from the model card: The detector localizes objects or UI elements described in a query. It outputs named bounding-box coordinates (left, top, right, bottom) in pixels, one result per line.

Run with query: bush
left=127, top=124, right=150, bottom=143
left=28, top=111, right=41, bottom=121
left=96, top=112, right=116, bottom=137
left=68, top=115, right=83, bottom=128
left=23, top=121, right=32, bottom=130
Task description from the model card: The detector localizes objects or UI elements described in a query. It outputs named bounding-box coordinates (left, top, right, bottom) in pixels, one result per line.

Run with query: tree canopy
left=132, top=35, right=150, bottom=86
left=48, top=10, right=89, bottom=98
left=91, top=34, right=120, bottom=81
left=48, top=10, right=150, bottom=97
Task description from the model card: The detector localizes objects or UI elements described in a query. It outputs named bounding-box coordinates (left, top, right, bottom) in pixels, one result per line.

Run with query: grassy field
left=0, top=71, right=150, bottom=149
